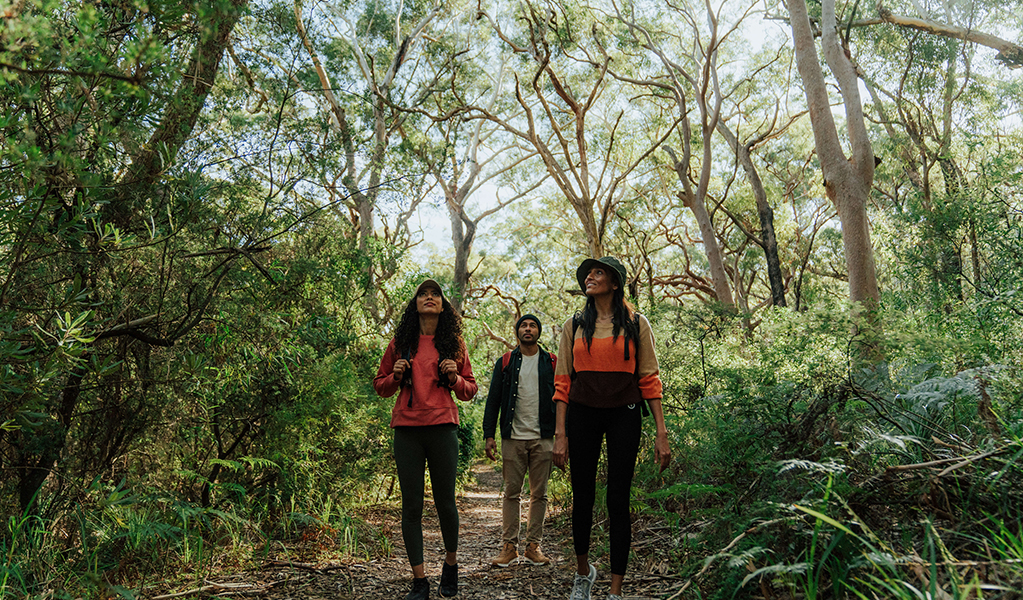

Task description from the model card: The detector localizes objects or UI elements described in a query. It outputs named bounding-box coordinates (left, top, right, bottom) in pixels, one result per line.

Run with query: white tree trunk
left=787, top=0, right=882, bottom=356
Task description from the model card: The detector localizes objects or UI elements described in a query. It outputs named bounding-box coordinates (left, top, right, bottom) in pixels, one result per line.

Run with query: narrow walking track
left=212, top=463, right=674, bottom=600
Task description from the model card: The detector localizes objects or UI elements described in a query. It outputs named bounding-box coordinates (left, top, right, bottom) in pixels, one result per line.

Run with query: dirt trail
left=212, top=463, right=675, bottom=600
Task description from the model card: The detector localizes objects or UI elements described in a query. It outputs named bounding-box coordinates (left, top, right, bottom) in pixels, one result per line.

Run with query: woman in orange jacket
left=552, top=257, right=671, bottom=600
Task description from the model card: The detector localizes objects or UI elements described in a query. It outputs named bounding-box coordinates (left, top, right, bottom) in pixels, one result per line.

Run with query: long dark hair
left=577, top=280, right=639, bottom=357
left=393, top=291, right=464, bottom=362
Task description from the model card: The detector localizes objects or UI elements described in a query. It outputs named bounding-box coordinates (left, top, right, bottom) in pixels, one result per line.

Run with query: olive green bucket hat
left=575, top=256, right=627, bottom=291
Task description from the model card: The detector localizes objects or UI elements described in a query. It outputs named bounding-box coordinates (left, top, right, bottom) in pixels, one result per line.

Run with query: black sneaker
left=404, top=577, right=429, bottom=600
left=438, top=562, right=458, bottom=597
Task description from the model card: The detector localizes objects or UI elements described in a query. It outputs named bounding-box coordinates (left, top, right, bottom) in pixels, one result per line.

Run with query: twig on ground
left=262, top=560, right=319, bottom=570
left=885, top=444, right=1014, bottom=476
left=152, top=581, right=268, bottom=600
left=936, top=445, right=1013, bottom=477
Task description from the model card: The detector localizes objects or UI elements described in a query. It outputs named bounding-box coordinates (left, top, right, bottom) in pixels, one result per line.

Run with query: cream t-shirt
left=510, top=352, right=542, bottom=439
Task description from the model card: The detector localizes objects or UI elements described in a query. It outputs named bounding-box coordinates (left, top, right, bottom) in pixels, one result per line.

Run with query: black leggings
left=567, top=402, right=642, bottom=576
left=393, top=424, right=460, bottom=566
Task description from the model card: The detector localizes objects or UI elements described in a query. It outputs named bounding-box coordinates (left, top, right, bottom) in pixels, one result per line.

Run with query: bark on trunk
left=787, top=0, right=882, bottom=360
left=115, top=0, right=249, bottom=225
left=448, top=200, right=476, bottom=314
left=17, top=368, right=85, bottom=513
left=716, top=122, right=787, bottom=307
left=19, top=0, right=250, bottom=512
left=664, top=146, right=735, bottom=308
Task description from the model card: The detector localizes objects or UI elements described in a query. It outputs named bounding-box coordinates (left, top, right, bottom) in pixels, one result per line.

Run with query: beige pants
left=501, top=437, right=554, bottom=545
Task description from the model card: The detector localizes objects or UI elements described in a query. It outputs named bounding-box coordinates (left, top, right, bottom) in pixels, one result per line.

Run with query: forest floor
left=161, top=463, right=685, bottom=600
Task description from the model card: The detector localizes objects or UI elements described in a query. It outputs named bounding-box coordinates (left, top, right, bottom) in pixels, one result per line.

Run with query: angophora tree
left=610, top=0, right=750, bottom=310
left=786, top=0, right=882, bottom=356
left=473, top=0, right=669, bottom=259
left=398, top=39, right=546, bottom=312
left=285, top=0, right=445, bottom=322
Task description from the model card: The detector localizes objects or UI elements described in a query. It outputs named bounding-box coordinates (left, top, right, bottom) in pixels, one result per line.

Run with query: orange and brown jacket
left=553, top=313, right=662, bottom=408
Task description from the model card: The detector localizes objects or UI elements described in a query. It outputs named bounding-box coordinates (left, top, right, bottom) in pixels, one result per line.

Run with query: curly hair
left=393, top=292, right=464, bottom=362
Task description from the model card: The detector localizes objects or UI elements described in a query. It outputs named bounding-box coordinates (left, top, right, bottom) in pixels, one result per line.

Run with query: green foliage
left=457, top=404, right=482, bottom=480
left=633, top=303, right=1023, bottom=597
left=2, top=0, right=1023, bottom=597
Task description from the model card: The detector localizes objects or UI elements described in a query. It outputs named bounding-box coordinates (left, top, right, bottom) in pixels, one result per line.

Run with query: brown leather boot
left=490, top=542, right=518, bottom=567
left=521, top=543, right=551, bottom=565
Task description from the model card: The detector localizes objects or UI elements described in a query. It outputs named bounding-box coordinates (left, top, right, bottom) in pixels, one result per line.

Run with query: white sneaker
left=569, top=564, right=597, bottom=600
left=607, top=595, right=623, bottom=600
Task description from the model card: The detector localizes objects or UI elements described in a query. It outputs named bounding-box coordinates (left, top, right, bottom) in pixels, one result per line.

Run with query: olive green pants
left=393, top=424, right=460, bottom=566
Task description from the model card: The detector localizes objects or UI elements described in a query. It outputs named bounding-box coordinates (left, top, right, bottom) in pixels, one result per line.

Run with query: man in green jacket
left=482, top=314, right=557, bottom=567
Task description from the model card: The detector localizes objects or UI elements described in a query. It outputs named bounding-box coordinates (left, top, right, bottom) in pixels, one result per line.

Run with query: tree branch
left=877, top=4, right=1023, bottom=69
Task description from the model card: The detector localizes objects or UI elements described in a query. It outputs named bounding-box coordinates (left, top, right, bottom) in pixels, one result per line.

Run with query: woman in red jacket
left=552, top=257, right=671, bottom=600
left=373, top=279, right=478, bottom=600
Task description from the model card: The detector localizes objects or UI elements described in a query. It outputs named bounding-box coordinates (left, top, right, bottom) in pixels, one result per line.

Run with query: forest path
left=243, top=462, right=675, bottom=600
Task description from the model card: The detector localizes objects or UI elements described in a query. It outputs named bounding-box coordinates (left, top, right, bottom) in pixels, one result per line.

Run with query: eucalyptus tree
left=850, top=0, right=1023, bottom=314
left=1, top=0, right=249, bottom=513
left=862, top=33, right=973, bottom=302
left=471, top=0, right=670, bottom=258
left=602, top=0, right=809, bottom=316
left=223, top=0, right=457, bottom=323
left=398, top=40, right=547, bottom=312
left=758, top=135, right=841, bottom=312
left=714, top=117, right=794, bottom=309
left=607, top=0, right=747, bottom=310
left=786, top=0, right=882, bottom=359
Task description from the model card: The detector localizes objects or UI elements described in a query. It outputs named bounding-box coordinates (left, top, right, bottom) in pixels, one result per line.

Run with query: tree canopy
left=2, top=0, right=1022, bottom=596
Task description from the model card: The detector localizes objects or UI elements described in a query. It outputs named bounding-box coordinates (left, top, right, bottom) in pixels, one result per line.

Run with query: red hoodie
left=373, top=335, right=477, bottom=427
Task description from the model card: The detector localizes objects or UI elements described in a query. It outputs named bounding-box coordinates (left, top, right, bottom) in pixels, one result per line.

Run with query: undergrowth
left=4, top=305, right=1022, bottom=599
left=617, top=305, right=1023, bottom=598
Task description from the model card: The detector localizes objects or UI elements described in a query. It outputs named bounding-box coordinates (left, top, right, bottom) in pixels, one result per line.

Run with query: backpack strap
left=631, top=313, right=650, bottom=417
left=623, top=312, right=642, bottom=361
left=623, top=323, right=631, bottom=361
left=570, top=314, right=581, bottom=380
left=501, top=351, right=512, bottom=371
left=401, top=348, right=414, bottom=407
